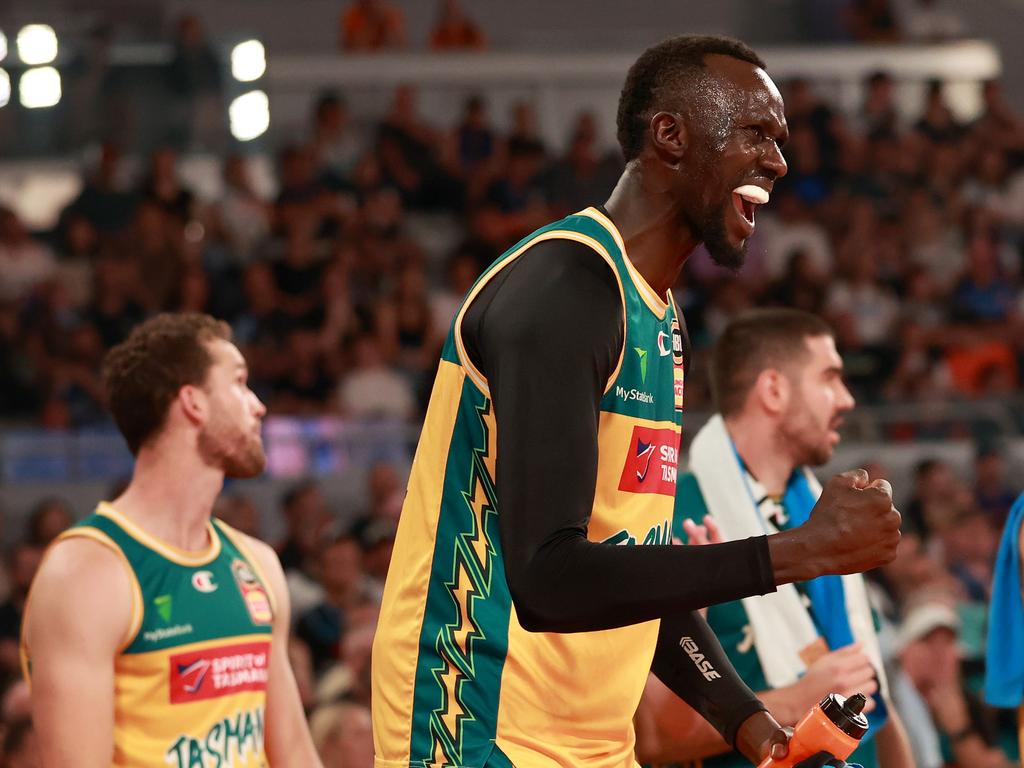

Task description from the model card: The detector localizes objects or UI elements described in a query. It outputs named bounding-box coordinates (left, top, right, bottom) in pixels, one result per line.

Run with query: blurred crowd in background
left=2, top=0, right=1024, bottom=765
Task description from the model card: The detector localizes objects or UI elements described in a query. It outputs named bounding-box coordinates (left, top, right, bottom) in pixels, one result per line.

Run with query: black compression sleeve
left=651, top=610, right=766, bottom=748
left=461, top=239, right=776, bottom=633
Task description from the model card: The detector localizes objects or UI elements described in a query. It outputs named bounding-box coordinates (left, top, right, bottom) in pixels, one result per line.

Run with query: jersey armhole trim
left=579, top=207, right=668, bottom=319
left=46, top=528, right=145, bottom=653
left=213, top=519, right=280, bottom=620
left=453, top=229, right=628, bottom=398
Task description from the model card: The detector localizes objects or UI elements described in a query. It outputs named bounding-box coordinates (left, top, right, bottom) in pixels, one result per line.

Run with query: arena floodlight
left=0, top=70, right=9, bottom=108
left=229, top=90, right=270, bottom=141
left=16, top=24, right=58, bottom=66
left=231, top=39, right=265, bottom=82
left=0, top=30, right=8, bottom=63
left=19, top=66, right=61, bottom=108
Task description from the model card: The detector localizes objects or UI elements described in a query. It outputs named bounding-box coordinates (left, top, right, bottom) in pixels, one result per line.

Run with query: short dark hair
left=102, top=313, right=232, bottom=454
left=711, top=309, right=833, bottom=417
left=616, top=34, right=766, bottom=162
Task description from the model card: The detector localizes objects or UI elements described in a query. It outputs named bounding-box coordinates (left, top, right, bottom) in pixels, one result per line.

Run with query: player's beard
left=779, top=396, right=835, bottom=469
left=690, top=202, right=747, bottom=272
left=198, top=410, right=267, bottom=478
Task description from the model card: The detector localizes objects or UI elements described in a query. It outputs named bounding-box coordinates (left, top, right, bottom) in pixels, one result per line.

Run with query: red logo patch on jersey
left=168, top=640, right=270, bottom=704
left=231, top=559, right=273, bottom=625
left=618, top=426, right=679, bottom=496
left=674, top=366, right=685, bottom=412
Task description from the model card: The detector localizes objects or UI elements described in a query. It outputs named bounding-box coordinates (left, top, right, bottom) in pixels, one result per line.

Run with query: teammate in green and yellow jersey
left=22, top=313, right=322, bottom=768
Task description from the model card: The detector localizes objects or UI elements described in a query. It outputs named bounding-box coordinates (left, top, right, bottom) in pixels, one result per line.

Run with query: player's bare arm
left=24, top=537, right=134, bottom=768
left=242, top=534, right=324, bottom=768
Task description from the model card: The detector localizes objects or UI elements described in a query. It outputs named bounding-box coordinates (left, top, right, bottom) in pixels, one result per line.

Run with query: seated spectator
left=59, top=143, right=137, bottom=235
left=212, top=492, right=263, bottom=538
left=758, top=190, right=834, bottom=281
left=296, top=535, right=377, bottom=672
left=339, top=0, right=406, bottom=51
left=310, top=701, right=374, bottom=768
left=215, top=154, right=272, bottom=264
left=894, top=595, right=1014, bottom=767
left=455, top=95, right=496, bottom=179
left=272, top=328, right=336, bottom=414
left=901, top=0, right=967, bottom=43
left=83, top=255, right=146, bottom=349
left=766, top=249, right=828, bottom=315
left=973, top=447, right=1016, bottom=524
left=973, top=79, right=1024, bottom=154
left=507, top=100, right=547, bottom=159
left=951, top=233, right=1016, bottom=324
left=914, top=80, right=963, bottom=144
left=0, top=545, right=43, bottom=676
left=309, top=92, right=365, bottom=190
left=429, top=249, right=479, bottom=333
left=0, top=207, right=57, bottom=304
left=276, top=480, right=334, bottom=575
left=139, top=147, right=194, bottom=223
left=337, top=333, right=417, bottom=421
left=377, top=86, right=464, bottom=211
left=167, top=14, right=224, bottom=150
left=845, top=0, right=903, bottom=42
left=544, top=112, right=622, bottom=216
left=430, top=0, right=486, bottom=51
left=929, top=487, right=998, bottom=602
left=857, top=71, right=900, bottom=137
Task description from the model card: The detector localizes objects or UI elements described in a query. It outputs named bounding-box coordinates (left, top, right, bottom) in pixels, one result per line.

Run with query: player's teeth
left=733, top=185, right=769, bottom=205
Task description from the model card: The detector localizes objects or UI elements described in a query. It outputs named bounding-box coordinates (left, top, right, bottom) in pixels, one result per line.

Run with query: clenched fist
left=768, top=469, right=901, bottom=585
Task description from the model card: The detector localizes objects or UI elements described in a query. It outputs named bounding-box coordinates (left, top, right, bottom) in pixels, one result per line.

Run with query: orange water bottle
left=757, top=692, right=869, bottom=768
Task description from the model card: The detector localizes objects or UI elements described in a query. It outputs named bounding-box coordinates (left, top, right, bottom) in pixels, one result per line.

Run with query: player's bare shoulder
left=24, top=534, right=137, bottom=653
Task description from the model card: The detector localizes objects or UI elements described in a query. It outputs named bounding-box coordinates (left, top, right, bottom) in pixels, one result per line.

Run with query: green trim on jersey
left=408, top=382, right=511, bottom=767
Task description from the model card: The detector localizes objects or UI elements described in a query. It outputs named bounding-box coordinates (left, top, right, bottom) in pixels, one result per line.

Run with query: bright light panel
left=19, top=66, right=61, bottom=108
left=0, top=70, right=9, bottom=108
left=0, top=31, right=8, bottom=63
left=229, top=90, right=270, bottom=141
left=231, top=40, right=265, bottom=82
left=16, top=25, right=58, bottom=66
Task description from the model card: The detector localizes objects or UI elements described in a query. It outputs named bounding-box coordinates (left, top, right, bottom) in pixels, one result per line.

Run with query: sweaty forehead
left=701, top=54, right=785, bottom=124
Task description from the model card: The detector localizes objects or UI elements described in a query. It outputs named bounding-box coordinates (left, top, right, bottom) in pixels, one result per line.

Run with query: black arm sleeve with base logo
left=651, top=609, right=767, bottom=749
left=460, top=237, right=776, bottom=636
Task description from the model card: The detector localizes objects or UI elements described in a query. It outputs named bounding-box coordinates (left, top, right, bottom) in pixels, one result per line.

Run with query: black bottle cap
left=819, top=693, right=869, bottom=739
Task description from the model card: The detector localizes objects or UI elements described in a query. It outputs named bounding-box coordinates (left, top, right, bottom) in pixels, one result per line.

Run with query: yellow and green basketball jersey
left=372, top=207, right=686, bottom=768
left=23, top=503, right=276, bottom=768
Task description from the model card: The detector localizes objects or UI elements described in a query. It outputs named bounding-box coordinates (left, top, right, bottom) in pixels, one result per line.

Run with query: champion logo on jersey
left=191, top=570, right=217, bottom=593
left=657, top=331, right=672, bottom=357
left=618, top=425, right=679, bottom=496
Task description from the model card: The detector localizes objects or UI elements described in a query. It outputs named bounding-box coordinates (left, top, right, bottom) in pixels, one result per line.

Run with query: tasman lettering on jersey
left=618, top=425, right=679, bottom=496
left=164, top=706, right=265, bottom=768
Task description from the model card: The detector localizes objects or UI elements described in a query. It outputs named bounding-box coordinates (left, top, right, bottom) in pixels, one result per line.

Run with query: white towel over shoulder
left=687, top=415, right=887, bottom=696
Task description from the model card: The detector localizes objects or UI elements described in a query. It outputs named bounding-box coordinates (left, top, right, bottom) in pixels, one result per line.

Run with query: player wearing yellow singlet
left=22, top=313, right=322, bottom=768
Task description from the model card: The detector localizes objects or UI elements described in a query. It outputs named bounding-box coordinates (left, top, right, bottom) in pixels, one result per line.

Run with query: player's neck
left=725, top=414, right=796, bottom=497
left=603, top=166, right=699, bottom=297
left=112, top=438, right=224, bottom=553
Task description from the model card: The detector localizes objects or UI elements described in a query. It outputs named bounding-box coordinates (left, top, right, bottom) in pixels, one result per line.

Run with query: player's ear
left=178, top=384, right=208, bottom=426
left=649, top=111, right=687, bottom=169
left=754, top=368, right=789, bottom=417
